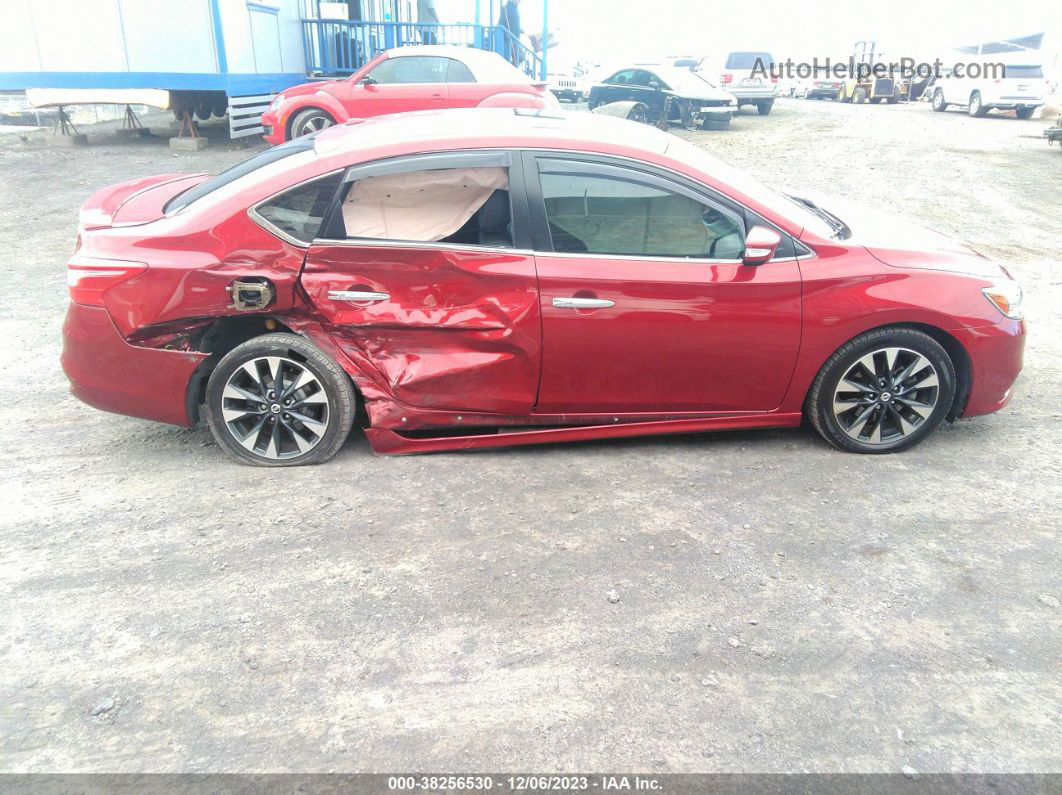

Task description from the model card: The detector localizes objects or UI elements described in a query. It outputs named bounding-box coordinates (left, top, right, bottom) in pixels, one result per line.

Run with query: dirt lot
left=1, top=99, right=1059, bottom=774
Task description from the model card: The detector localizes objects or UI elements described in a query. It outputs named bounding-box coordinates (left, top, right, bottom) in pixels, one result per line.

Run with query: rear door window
left=336, top=167, right=513, bottom=248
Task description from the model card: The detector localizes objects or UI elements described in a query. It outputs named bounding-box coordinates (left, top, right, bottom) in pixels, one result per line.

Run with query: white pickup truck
left=931, top=63, right=1046, bottom=119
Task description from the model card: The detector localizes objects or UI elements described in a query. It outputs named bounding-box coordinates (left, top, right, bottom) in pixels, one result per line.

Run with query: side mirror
left=361, top=76, right=377, bottom=86
left=743, top=225, right=782, bottom=265
left=648, top=81, right=661, bottom=89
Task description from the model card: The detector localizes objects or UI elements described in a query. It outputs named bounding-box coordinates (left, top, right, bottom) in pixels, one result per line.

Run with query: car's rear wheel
left=932, top=89, right=948, bottom=112
left=289, top=108, right=335, bottom=139
left=757, top=99, right=774, bottom=115
left=204, top=333, right=356, bottom=466
left=1015, top=106, right=1035, bottom=120
left=807, top=328, right=956, bottom=454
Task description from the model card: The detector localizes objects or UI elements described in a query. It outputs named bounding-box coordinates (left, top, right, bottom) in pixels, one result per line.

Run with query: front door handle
left=328, top=290, right=390, bottom=302
left=552, top=297, right=615, bottom=309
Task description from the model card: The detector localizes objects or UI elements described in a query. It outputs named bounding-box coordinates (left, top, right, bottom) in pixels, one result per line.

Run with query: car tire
left=969, top=92, right=988, bottom=117
left=289, top=108, right=336, bottom=139
left=757, top=100, right=774, bottom=115
left=854, top=87, right=868, bottom=103
left=1015, top=106, right=1035, bottom=120
left=869, top=97, right=883, bottom=104
left=932, top=89, right=948, bottom=112
left=886, top=95, right=900, bottom=104
left=204, top=333, right=356, bottom=467
left=806, top=327, right=956, bottom=454
left=701, top=117, right=731, bottom=130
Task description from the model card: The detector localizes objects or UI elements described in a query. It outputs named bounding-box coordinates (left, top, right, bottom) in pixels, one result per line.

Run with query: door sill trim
left=365, top=412, right=803, bottom=455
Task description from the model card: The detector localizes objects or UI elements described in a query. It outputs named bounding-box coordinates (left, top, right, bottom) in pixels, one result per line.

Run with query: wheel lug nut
left=283, top=413, right=290, bottom=420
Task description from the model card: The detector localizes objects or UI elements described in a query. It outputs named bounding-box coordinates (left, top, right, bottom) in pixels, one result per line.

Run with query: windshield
left=165, top=136, right=315, bottom=214
left=664, top=136, right=836, bottom=238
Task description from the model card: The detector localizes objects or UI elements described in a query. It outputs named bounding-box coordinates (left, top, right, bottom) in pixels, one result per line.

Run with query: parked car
left=931, top=63, right=1047, bottom=118
left=62, top=108, right=1025, bottom=464
left=698, top=51, right=779, bottom=114
left=587, top=65, right=737, bottom=128
left=260, top=45, right=558, bottom=143
left=804, top=78, right=844, bottom=100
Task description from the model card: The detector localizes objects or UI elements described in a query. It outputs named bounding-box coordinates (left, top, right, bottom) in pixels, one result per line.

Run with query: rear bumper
left=986, top=102, right=1043, bottom=109
left=730, top=89, right=776, bottom=101
left=955, top=318, right=1026, bottom=417
left=61, top=303, right=208, bottom=427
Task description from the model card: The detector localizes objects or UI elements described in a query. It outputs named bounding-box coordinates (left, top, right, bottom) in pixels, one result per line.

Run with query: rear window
left=726, top=52, right=773, bottom=70
left=165, top=136, right=314, bottom=214
left=1005, top=65, right=1043, bottom=79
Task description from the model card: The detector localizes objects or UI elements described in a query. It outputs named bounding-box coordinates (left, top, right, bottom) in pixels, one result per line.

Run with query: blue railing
left=301, top=19, right=543, bottom=81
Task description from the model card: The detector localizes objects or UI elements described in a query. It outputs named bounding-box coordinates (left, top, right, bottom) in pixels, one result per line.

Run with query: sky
left=434, top=0, right=1059, bottom=73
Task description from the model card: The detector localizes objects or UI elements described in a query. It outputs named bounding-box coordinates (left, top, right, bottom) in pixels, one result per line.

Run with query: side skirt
left=365, top=412, right=804, bottom=455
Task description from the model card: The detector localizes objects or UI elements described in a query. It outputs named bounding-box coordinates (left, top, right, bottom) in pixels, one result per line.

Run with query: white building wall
left=0, top=0, right=305, bottom=78
left=122, top=0, right=218, bottom=73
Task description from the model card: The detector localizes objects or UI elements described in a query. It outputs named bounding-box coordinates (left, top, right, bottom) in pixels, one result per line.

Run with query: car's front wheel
left=807, top=328, right=956, bottom=454
left=289, top=108, right=336, bottom=139
left=204, top=333, right=356, bottom=466
left=932, top=89, right=948, bottom=112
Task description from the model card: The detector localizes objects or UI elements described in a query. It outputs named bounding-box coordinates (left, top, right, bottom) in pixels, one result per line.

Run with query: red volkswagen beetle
left=260, top=45, right=558, bottom=144
left=62, top=109, right=1025, bottom=465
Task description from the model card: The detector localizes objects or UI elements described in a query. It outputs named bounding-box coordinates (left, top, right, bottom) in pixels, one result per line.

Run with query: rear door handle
left=552, top=297, right=615, bottom=309
left=328, top=290, right=390, bottom=302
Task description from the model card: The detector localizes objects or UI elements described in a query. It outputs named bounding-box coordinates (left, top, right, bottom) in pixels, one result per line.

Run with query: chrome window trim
left=533, top=250, right=744, bottom=265
left=313, top=237, right=534, bottom=257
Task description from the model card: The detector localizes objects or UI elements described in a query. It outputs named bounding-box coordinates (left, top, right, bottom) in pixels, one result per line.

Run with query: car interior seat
left=477, top=189, right=512, bottom=247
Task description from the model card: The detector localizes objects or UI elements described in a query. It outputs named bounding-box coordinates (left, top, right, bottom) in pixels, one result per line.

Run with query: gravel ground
left=0, top=100, right=1060, bottom=774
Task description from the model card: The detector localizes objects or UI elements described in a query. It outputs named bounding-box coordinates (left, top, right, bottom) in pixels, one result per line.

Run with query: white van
left=931, top=63, right=1046, bottom=118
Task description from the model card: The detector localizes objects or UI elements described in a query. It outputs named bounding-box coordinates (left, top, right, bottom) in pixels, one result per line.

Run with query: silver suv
left=699, top=51, right=778, bottom=115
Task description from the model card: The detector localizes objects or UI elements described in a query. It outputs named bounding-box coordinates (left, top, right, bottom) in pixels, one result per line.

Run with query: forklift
left=837, top=41, right=905, bottom=104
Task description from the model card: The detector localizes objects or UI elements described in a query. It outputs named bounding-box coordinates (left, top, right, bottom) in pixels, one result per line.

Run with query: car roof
left=381, top=45, right=534, bottom=84
left=314, top=107, right=671, bottom=158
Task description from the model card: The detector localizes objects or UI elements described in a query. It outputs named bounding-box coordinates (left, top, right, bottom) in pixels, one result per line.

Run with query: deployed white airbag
left=342, top=167, right=508, bottom=242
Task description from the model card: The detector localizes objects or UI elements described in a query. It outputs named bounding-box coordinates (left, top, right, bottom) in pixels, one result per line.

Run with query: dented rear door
left=301, top=243, right=540, bottom=414
left=299, top=150, right=540, bottom=415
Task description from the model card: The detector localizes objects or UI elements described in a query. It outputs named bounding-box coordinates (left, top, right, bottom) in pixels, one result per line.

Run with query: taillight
left=770, top=73, right=779, bottom=83
left=721, top=73, right=733, bottom=84
left=67, top=258, right=147, bottom=305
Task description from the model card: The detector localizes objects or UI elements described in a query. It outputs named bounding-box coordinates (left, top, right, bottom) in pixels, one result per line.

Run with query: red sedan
left=62, top=109, right=1025, bottom=464
left=260, top=45, right=558, bottom=144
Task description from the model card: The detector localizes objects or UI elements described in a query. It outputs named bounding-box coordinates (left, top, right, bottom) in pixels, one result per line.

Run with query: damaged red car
left=62, top=109, right=1025, bottom=465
